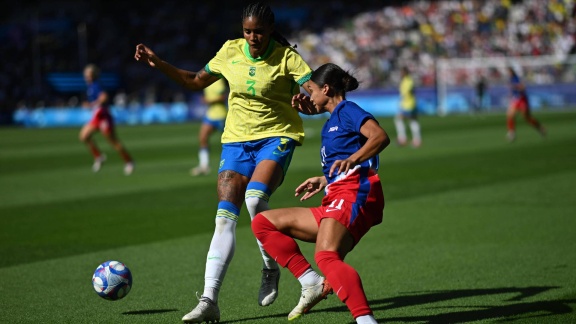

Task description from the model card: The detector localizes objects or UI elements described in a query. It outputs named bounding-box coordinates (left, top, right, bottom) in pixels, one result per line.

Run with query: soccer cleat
left=287, top=278, right=333, bottom=321
left=190, top=165, right=211, bottom=176
left=539, top=127, right=547, bottom=138
left=92, top=154, right=107, bottom=172
left=396, top=138, right=407, bottom=147
left=259, top=268, right=280, bottom=306
left=506, top=131, right=516, bottom=142
left=411, top=139, right=422, bottom=148
left=182, top=294, right=220, bottom=323
left=124, top=162, right=135, bottom=176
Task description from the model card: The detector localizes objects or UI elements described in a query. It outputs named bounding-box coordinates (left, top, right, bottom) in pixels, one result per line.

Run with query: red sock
left=251, top=214, right=311, bottom=278
left=315, top=250, right=372, bottom=319
left=119, top=148, right=133, bottom=163
left=507, top=117, right=515, bottom=131
left=526, top=116, right=541, bottom=129
left=87, top=140, right=101, bottom=159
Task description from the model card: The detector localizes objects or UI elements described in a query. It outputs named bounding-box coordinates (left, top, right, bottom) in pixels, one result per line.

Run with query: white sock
left=394, top=116, right=407, bottom=143
left=245, top=196, right=279, bottom=270
left=409, top=120, right=421, bottom=142
left=297, top=268, right=323, bottom=287
left=356, top=314, right=378, bottom=324
left=199, top=148, right=209, bottom=168
left=203, top=217, right=237, bottom=303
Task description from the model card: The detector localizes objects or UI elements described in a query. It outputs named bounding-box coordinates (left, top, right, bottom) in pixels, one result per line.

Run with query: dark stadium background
left=1, top=1, right=393, bottom=123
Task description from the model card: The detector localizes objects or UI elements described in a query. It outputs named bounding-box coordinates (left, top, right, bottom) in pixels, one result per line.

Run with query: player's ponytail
left=271, top=30, right=294, bottom=48
left=242, top=2, right=296, bottom=48
left=311, top=63, right=360, bottom=98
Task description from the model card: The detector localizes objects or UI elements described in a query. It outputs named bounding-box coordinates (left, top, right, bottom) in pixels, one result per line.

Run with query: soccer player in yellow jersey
left=135, top=3, right=328, bottom=322
left=190, top=78, right=228, bottom=176
left=394, top=67, right=422, bottom=147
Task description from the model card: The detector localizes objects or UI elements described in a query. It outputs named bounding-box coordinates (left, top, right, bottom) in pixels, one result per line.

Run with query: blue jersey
left=87, top=82, right=107, bottom=107
left=510, top=74, right=526, bottom=98
left=320, top=100, right=379, bottom=184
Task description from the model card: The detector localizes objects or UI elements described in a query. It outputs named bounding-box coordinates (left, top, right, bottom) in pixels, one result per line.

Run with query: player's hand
left=329, top=158, right=357, bottom=178
left=134, top=44, right=159, bottom=67
left=292, top=93, right=318, bottom=115
left=295, top=176, right=327, bottom=201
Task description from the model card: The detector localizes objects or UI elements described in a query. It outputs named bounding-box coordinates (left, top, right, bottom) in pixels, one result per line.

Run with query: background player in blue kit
left=506, top=67, right=546, bottom=142
left=252, top=63, right=390, bottom=323
left=79, top=64, right=134, bottom=175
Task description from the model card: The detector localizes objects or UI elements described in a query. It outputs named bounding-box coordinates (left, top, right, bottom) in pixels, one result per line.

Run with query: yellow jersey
left=204, top=78, right=227, bottom=121
left=399, top=75, right=416, bottom=111
left=205, top=38, right=312, bottom=144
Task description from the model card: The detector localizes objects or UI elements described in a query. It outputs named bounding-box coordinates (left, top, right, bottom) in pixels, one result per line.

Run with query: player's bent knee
left=251, top=213, right=277, bottom=239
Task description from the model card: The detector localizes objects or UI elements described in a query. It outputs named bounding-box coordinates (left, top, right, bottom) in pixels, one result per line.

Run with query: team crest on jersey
left=249, top=67, right=256, bottom=77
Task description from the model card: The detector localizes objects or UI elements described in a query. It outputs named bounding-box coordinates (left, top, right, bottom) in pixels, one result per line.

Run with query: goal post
left=436, top=54, right=576, bottom=115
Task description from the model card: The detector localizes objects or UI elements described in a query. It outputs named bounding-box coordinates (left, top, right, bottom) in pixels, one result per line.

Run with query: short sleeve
left=339, top=102, right=376, bottom=134
left=205, top=41, right=229, bottom=77
left=285, top=48, right=312, bottom=86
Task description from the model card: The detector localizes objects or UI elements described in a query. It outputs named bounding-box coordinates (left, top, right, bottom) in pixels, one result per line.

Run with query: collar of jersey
left=332, top=100, right=347, bottom=114
left=244, top=39, right=276, bottom=62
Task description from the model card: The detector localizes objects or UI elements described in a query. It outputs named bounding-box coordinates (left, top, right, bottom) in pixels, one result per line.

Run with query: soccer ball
left=92, top=260, right=132, bottom=300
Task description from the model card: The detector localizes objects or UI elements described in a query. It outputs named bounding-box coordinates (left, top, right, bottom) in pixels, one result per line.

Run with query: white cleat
left=506, top=131, right=516, bottom=142
left=259, top=268, right=280, bottom=306
left=182, top=294, right=220, bottom=323
left=190, top=165, right=211, bottom=176
left=288, top=278, right=333, bottom=321
left=124, top=162, right=135, bottom=176
left=92, top=154, right=106, bottom=172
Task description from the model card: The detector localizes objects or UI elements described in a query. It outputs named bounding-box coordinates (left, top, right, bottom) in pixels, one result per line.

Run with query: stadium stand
left=1, top=0, right=574, bottom=124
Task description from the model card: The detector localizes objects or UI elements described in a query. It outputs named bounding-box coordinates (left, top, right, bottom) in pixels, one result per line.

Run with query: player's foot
left=190, top=165, right=210, bottom=176
left=539, top=127, right=547, bottom=138
left=287, top=278, right=333, bottom=321
left=92, top=154, right=107, bottom=172
left=411, top=139, right=422, bottom=148
left=396, top=138, right=407, bottom=147
left=506, top=131, right=516, bottom=142
left=259, top=268, right=280, bottom=306
left=124, top=162, right=135, bottom=176
left=182, top=295, right=220, bottom=323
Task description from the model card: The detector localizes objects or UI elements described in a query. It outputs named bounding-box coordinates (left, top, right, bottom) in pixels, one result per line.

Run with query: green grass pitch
left=1, top=111, right=575, bottom=323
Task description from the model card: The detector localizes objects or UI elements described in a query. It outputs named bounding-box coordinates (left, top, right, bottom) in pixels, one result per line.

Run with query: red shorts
left=88, top=107, right=114, bottom=134
left=510, top=96, right=529, bottom=113
left=310, top=170, right=384, bottom=245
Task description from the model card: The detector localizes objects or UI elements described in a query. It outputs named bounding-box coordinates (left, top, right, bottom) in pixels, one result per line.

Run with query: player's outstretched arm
left=295, top=176, right=327, bottom=201
left=134, top=44, right=217, bottom=91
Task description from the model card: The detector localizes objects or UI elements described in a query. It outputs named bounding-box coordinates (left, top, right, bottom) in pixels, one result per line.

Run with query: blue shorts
left=219, top=137, right=296, bottom=178
left=399, top=108, right=418, bottom=119
left=202, top=115, right=225, bottom=131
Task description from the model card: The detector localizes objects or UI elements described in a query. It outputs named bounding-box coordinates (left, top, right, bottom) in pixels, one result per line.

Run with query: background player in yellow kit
left=190, top=78, right=228, bottom=176
left=394, top=66, right=421, bottom=147
left=135, top=2, right=317, bottom=323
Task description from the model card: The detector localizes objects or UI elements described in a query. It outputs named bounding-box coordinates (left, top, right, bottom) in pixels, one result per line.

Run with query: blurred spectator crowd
left=1, top=0, right=575, bottom=116
left=294, top=0, right=576, bottom=89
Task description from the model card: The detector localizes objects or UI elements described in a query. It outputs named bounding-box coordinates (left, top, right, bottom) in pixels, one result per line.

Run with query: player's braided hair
left=242, top=2, right=295, bottom=48
left=311, top=63, right=360, bottom=99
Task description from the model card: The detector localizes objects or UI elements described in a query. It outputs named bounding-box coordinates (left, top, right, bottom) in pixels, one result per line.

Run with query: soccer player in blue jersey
left=135, top=3, right=318, bottom=323
left=79, top=64, right=134, bottom=175
left=252, top=63, right=390, bottom=323
left=506, top=67, right=546, bottom=141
